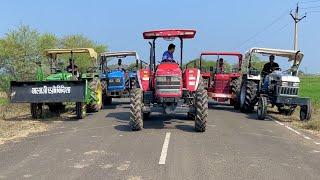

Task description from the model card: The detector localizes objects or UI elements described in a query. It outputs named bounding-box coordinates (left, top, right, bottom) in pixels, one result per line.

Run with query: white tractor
left=239, top=48, right=312, bottom=121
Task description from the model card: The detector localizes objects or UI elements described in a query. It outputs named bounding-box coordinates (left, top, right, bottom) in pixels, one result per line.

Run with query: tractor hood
left=108, top=70, right=125, bottom=78
left=270, top=72, right=300, bottom=83
left=156, top=63, right=181, bottom=76
left=46, top=72, right=73, bottom=81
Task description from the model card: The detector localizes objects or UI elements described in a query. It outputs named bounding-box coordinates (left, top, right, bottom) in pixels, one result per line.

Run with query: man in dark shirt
left=66, top=58, right=79, bottom=77
left=262, top=55, right=279, bottom=75
left=261, top=55, right=279, bottom=92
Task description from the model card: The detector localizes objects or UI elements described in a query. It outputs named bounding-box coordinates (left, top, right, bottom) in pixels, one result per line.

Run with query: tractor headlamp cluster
left=281, top=81, right=299, bottom=87
left=109, top=78, right=121, bottom=83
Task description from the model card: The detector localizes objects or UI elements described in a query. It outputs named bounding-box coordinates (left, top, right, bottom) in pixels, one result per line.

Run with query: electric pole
left=291, top=3, right=306, bottom=50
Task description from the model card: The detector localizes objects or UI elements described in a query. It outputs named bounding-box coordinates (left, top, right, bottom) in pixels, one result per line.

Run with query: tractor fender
left=137, top=69, right=151, bottom=91
left=184, top=68, right=201, bottom=91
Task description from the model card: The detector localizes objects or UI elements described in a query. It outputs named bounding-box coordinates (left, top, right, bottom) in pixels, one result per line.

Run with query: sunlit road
left=0, top=99, right=320, bottom=180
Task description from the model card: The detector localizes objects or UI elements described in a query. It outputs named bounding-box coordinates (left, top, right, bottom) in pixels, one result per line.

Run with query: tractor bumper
left=143, top=104, right=195, bottom=114
left=276, top=96, right=310, bottom=106
left=10, top=80, right=85, bottom=103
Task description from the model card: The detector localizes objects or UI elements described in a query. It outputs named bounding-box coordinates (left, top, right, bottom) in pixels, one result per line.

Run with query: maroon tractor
left=129, top=29, right=208, bottom=132
left=199, top=52, right=242, bottom=109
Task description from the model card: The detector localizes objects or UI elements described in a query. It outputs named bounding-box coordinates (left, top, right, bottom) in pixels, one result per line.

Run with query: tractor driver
left=262, top=55, right=280, bottom=75
left=66, top=58, right=79, bottom=77
left=261, top=55, right=280, bottom=92
left=217, top=58, right=225, bottom=73
left=161, top=43, right=176, bottom=63
left=117, top=59, right=127, bottom=71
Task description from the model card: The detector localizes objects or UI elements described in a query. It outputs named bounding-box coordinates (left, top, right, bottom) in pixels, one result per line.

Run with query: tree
left=58, top=35, right=107, bottom=72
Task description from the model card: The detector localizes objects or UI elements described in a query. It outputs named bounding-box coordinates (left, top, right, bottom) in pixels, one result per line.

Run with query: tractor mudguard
left=10, top=80, right=85, bottom=103
left=137, top=69, right=151, bottom=91
left=184, top=68, right=201, bottom=92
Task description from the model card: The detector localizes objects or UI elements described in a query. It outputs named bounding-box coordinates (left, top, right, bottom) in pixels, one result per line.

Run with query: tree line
left=0, top=25, right=107, bottom=96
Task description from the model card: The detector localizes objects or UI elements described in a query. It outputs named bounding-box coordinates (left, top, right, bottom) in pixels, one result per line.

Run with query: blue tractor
left=99, top=51, right=141, bottom=105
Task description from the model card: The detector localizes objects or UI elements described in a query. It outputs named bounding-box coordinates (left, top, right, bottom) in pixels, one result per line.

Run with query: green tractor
left=10, top=48, right=103, bottom=119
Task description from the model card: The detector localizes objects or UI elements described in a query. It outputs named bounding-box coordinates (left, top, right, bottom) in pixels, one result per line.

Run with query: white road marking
left=159, top=132, right=171, bottom=165
left=303, top=136, right=311, bottom=140
left=274, top=120, right=284, bottom=126
left=285, top=126, right=301, bottom=135
left=314, top=142, right=320, bottom=145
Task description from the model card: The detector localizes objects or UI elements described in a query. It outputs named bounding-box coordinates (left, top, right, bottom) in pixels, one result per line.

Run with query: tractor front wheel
left=257, top=96, right=267, bottom=120
left=195, top=79, right=208, bottom=132
left=31, top=103, right=43, bottom=119
left=129, top=88, right=143, bottom=131
left=300, top=100, right=312, bottom=121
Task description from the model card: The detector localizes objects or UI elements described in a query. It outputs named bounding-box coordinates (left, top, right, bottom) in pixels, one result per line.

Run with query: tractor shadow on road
left=112, top=113, right=197, bottom=132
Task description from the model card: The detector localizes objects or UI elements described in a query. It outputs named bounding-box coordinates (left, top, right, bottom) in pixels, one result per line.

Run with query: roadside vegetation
left=0, top=24, right=107, bottom=144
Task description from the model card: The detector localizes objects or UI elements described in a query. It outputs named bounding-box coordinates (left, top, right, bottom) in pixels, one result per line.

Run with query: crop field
left=300, top=76, right=320, bottom=105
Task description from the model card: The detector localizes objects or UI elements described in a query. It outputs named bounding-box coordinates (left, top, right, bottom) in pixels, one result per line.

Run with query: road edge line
left=159, top=132, right=171, bottom=165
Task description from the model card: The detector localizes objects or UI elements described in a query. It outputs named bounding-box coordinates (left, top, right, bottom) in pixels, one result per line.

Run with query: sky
left=0, top=0, right=319, bottom=73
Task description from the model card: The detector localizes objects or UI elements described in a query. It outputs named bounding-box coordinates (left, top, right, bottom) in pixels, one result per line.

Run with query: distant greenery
left=0, top=24, right=107, bottom=96
left=0, top=97, right=8, bottom=105
left=300, top=76, right=320, bottom=105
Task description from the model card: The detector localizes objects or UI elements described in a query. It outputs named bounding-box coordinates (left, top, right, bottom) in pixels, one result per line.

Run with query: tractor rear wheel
left=300, top=100, right=312, bottom=121
left=240, top=80, right=257, bottom=113
left=87, top=79, right=103, bottom=112
left=76, top=102, right=86, bottom=119
left=230, top=78, right=241, bottom=110
left=129, top=88, right=143, bottom=131
left=257, top=96, right=267, bottom=120
left=195, top=79, right=208, bottom=132
left=31, top=103, right=43, bottom=119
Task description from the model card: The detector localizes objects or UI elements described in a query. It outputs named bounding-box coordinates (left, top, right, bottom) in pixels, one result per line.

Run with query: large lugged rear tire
left=240, top=80, right=258, bottom=113
left=230, top=78, right=241, bottom=110
left=87, top=78, right=103, bottom=112
left=129, top=88, right=143, bottom=131
left=195, top=79, right=208, bottom=132
left=31, top=103, right=43, bottom=119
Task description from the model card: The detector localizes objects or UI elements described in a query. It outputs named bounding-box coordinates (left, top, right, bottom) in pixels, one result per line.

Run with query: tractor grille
left=108, top=78, right=122, bottom=86
left=278, top=86, right=299, bottom=96
left=156, top=76, right=181, bottom=94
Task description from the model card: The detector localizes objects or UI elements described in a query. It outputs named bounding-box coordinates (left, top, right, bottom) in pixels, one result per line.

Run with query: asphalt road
left=0, top=99, right=320, bottom=180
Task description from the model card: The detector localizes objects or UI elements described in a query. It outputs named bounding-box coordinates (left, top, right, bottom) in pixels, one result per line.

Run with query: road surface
left=0, top=100, right=320, bottom=180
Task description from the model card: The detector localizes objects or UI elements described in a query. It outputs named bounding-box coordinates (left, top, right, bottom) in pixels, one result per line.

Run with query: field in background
left=300, top=76, right=320, bottom=105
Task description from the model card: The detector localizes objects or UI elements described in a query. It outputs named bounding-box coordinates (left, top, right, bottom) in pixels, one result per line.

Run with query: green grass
left=300, top=76, right=320, bottom=105
left=0, top=97, right=8, bottom=105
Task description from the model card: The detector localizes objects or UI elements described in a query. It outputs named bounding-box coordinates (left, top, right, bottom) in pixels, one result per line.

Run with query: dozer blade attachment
left=10, top=80, right=85, bottom=103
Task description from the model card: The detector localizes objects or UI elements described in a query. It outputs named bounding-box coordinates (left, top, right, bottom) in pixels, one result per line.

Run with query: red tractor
left=129, top=29, right=208, bottom=132
left=199, top=52, right=242, bottom=109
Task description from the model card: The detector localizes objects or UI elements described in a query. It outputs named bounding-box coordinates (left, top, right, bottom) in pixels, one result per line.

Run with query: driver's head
left=168, top=44, right=176, bottom=53
left=118, top=59, right=122, bottom=66
left=219, top=58, right=224, bottom=65
left=269, top=55, right=275, bottom=63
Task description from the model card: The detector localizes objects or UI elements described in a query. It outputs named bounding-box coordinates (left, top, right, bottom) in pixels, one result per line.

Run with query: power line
left=234, top=9, right=290, bottom=50
left=301, top=5, right=320, bottom=9
left=299, top=0, right=320, bottom=4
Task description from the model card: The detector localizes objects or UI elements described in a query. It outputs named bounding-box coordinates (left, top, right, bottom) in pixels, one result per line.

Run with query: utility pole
left=290, top=3, right=306, bottom=50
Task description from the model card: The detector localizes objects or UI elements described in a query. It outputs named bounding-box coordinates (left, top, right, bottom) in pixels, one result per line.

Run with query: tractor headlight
left=109, top=79, right=114, bottom=83
left=115, top=78, right=121, bottom=83
left=156, top=76, right=166, bottom=82
left=171, top=76, right=180, bottom=82
left=293, top=82, right=299, bottom=87
left=281, top=82, right=288, bottom=86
